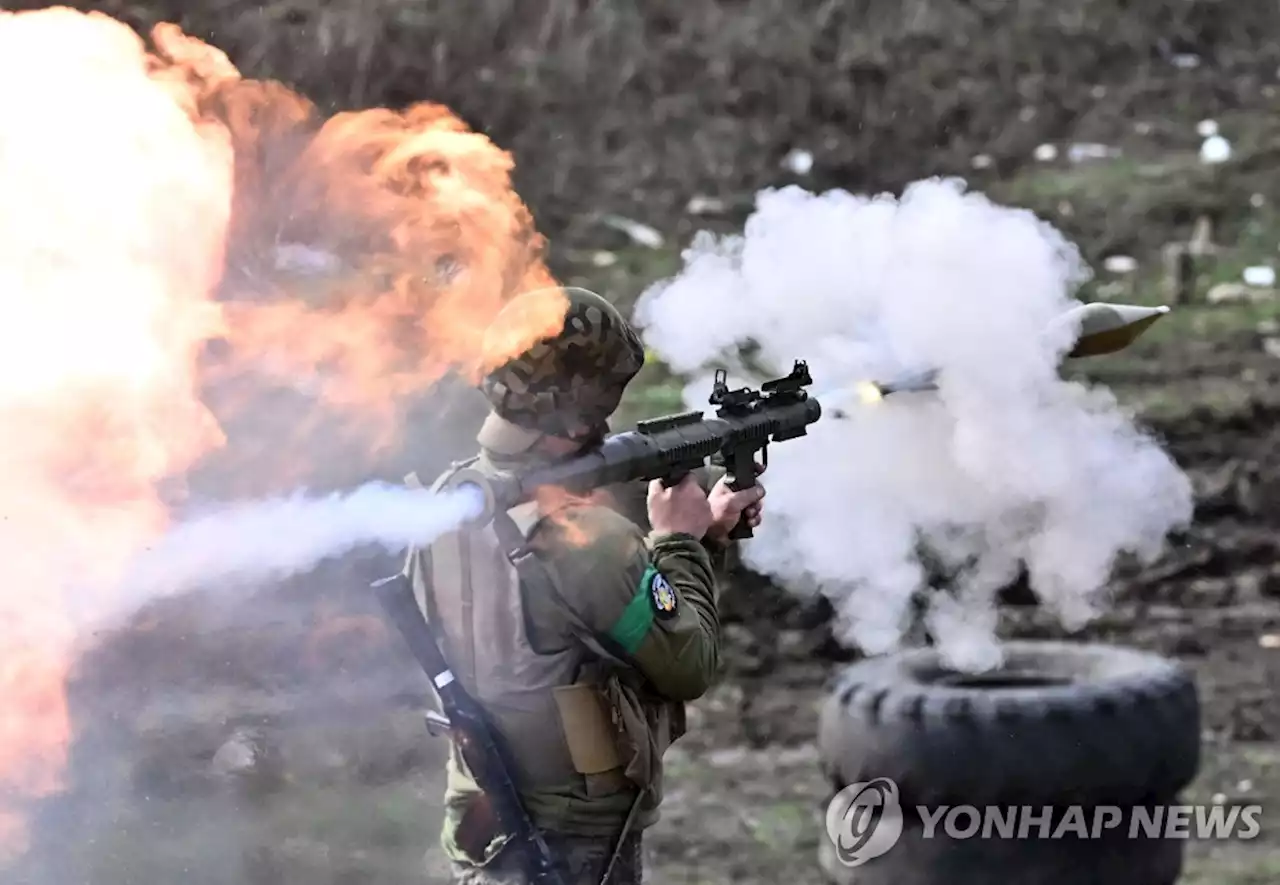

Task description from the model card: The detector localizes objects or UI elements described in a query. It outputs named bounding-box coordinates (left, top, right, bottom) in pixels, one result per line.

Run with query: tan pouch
left=552, top=683, right=623, bottom=774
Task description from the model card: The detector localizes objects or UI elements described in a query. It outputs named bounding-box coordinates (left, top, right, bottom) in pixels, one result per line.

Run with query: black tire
left=818, top=641, right=1201, bottom=808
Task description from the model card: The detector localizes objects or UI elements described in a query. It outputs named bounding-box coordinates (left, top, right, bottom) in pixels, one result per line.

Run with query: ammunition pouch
left=552, top=669, right=687, bottom=807
left=553, top=683, right=624, bottom=786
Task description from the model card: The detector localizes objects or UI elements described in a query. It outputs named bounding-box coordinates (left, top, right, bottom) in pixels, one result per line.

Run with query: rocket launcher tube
left=448, top=361, right=823, bottom=536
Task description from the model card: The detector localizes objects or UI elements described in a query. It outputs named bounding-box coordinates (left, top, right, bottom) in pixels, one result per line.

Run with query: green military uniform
left=405, top=288, right=728, bottom=885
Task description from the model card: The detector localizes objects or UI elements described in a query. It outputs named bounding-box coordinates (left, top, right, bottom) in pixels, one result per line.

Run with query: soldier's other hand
left=706, top=462, right=766, bottom=542
left=648, top=472, right=713, bottom=539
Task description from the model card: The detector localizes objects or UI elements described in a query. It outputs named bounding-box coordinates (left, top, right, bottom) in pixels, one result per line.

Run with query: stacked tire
left=816, top=641, right=1202, bottom=885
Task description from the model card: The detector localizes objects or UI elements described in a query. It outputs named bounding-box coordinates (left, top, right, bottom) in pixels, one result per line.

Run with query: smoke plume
left=115, top=484, right=484, bottom=611
left=636, top=180, right=1195, bottom=671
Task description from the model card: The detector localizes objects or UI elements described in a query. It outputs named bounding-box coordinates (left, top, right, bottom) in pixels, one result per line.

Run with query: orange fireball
left=0, top=6, right=566, bottom=860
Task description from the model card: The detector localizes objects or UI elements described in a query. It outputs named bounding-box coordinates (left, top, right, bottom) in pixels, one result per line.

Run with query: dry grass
left=11, top=0, right=1280, bottom=270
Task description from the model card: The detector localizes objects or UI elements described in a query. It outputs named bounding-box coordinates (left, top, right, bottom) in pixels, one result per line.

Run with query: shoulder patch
left=648, top=569, right=679, bottom=620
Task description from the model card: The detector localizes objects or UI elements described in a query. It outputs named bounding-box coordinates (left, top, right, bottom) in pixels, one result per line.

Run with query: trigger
left=762, top=446, right=769, bottom=471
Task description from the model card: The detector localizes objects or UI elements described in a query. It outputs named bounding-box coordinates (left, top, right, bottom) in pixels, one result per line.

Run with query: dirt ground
left=2, top=300, right=1276, bottom=885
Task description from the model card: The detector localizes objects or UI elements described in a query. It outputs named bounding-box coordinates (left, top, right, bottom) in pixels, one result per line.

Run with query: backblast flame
left=145, top=21, right=563, bottom=442
left=0, top=7, right=563, bottom=859
left=855, top=381, right=885, bottom=405
left=0, top=7, right=232, bottom=856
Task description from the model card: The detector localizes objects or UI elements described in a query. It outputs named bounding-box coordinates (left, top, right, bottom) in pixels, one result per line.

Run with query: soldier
left=405, top=287, right=765, bottom=885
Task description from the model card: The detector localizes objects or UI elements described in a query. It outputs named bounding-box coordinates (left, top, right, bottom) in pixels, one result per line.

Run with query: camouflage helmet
left=479, top=286, right=645, bottom=440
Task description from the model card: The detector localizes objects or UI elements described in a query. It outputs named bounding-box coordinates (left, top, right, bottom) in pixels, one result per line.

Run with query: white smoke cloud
left=112, top=483, right=484, bottom=609
left=635, top=179, right=1194, bottom=671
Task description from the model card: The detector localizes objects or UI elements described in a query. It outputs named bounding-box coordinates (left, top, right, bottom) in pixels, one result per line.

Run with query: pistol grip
left=724, top=446, right=759, bottom=539
left=660, top=469, right=689, bottom=488
left=725, top=446, right=757, bottom=492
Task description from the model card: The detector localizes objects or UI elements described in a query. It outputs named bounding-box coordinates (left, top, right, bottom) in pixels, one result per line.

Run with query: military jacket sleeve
left=527, top=504, right=722, bottom=702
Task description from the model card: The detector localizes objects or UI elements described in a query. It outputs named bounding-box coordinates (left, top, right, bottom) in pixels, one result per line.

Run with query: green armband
left=607, top=564, right=672, bottom=654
